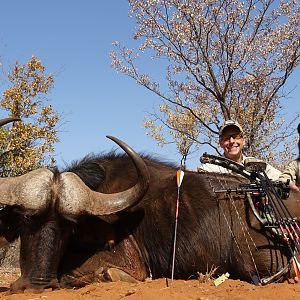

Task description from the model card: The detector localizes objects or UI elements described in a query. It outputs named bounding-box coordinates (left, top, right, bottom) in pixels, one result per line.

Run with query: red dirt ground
left=0, top=268, right=299, bottom=300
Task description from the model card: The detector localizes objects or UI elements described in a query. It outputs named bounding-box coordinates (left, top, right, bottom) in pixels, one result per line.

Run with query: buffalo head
left=0, top=132, right=149, bottom=292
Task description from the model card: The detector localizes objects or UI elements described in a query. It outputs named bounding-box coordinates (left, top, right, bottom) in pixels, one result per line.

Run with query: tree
left=0, top=56, right=60, bottom=176
left=111, top=0, right=300, bottom=167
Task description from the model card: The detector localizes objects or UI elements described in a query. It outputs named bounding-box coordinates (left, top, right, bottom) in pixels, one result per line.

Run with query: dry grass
left=197, top=266, right=218, bottom=283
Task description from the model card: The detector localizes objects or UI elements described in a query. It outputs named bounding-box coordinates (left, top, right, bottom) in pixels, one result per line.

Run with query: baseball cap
left=298, top=123, right=300, bottom=135
left=219, top=120, right=243, bottom=136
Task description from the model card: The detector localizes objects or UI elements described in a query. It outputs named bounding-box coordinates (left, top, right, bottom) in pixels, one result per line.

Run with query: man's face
left=219, top=126, right=245, bottom=162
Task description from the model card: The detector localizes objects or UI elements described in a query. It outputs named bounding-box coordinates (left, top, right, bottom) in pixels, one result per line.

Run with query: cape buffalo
left=0, top=135, right=299, bottom=292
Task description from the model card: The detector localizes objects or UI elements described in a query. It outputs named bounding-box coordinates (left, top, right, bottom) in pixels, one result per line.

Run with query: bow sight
left=200, top=154, right=290, bottom=199
left=200, top=153, right=300, bottom=283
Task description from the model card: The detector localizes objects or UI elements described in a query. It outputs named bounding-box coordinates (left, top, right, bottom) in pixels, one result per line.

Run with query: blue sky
left=0, top=0, right=299, bottom=170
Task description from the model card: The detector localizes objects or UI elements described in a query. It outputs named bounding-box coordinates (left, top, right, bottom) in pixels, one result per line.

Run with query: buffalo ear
left=0, top=206, right=23, bottom=244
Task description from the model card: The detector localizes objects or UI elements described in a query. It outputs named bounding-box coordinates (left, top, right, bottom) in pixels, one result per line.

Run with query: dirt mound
left=0, top=269, right=299, bottom=300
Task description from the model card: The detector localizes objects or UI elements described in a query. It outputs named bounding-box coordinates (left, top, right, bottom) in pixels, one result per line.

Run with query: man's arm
left=279, top=160, right=299, bottom=192
left=198, top=163, right=232, bottom=173
left=265, top=163, right=282, bottom=181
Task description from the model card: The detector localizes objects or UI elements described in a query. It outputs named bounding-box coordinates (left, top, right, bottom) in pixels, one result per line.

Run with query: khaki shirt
left=200, top=155, right=282, bottom=181
left=279, top=159, right=300, bottom=185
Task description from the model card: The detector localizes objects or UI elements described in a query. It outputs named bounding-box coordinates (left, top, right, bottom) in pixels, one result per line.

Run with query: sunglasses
left=220, top=133, right=243, bottom=141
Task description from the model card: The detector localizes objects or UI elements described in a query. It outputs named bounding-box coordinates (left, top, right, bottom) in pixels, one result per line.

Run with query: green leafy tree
left=0, top=56, right=60, bottom=176
left=111, top=0, right=300, bottom=167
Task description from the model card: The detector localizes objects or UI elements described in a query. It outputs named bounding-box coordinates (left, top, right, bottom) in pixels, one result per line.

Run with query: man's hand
left=289, top=182, right=300, bottom=193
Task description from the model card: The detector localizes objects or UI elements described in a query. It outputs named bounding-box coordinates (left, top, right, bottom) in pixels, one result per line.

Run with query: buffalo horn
left=0, top=117, right=21, bottom=127
left=58, top=136, right=150, bottom=215
left=0, top=168, right=53, bottom=209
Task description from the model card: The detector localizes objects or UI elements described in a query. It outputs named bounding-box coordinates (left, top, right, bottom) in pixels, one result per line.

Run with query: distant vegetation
left=0, top=56, right=60, bottom=176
